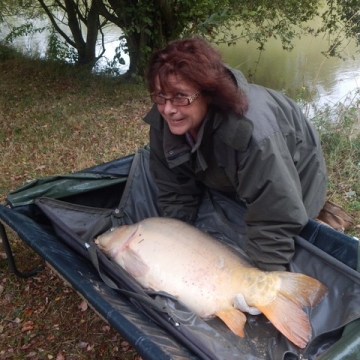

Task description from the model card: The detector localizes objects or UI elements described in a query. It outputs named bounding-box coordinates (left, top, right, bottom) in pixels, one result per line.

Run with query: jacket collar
left=144, top=105, right=253, bottom=169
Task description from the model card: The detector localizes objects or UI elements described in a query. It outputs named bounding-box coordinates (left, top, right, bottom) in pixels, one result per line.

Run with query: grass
left=0, top=44, right=360, bottom=359
left=310, top=95, right=360, bottom=231
left=0, top=47, right=149, bottom=360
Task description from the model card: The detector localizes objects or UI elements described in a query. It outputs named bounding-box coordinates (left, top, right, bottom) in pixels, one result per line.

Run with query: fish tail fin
left=215, top=308, right=247, bottom=337
left=256, top=272, right=327, bottom=348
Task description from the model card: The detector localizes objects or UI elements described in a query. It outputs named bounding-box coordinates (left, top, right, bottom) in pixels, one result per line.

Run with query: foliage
left=1, top=0, right=360, bottom=77
left=311, top=91, right=360, bottom=219
left=93, top=0, right=321, bottom=75
left=3, top=22, right=47, bottom=45
left=0, top=44, right=23, bottom=63
left=46, top=28, right=78, bottom=63
left=98, top=37, right=127, bottom=76
left=317, top=0, right=360, bottom=56
left=205, top=0, right=320, bottom=49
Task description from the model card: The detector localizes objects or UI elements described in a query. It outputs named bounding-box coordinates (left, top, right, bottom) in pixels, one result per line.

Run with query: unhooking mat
left=3, top=147, right=360, bottom=360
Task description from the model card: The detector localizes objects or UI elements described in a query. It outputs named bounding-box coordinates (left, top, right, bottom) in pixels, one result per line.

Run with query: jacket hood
left=224, top=65, right=249, bottom=96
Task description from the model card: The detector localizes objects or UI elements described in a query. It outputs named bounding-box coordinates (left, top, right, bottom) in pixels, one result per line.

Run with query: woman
left=143, top=37, right=327, bottom=271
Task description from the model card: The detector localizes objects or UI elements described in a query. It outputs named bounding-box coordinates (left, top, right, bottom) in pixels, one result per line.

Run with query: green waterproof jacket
left=143, top=67, right=327, bottom=271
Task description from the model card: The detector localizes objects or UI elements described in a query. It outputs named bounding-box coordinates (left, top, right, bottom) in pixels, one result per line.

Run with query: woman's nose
left=162, top=99, right=177, bottom=114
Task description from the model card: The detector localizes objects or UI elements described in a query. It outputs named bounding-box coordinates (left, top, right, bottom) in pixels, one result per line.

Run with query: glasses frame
left=150, top=91, right=201, bottom=106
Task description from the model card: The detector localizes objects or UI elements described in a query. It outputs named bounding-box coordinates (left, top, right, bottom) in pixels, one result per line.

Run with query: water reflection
left=218, top=34, right=360, bottom=110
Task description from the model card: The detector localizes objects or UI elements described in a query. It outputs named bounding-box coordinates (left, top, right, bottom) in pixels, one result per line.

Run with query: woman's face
left=154, top=74, right=208, bottom=139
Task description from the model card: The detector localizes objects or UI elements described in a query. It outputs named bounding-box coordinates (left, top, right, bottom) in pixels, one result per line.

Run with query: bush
left=311, top=92, right=360, bottom=227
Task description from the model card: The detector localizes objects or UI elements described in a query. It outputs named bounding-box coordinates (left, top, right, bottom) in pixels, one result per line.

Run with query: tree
left=317, top=0, right=360, bottom=55
left=36, top=0, right=105, bottom=67
left=2, top=0, right=359, bottom=76
left=95, top=0, right=231, bottom=76
left=63, top=0, right=324, bottom=75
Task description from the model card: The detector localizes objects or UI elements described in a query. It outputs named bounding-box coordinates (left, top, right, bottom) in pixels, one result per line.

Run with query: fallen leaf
left=56, top=351, right=66, bottom=360
left=120, top=340, right=132, bottom=352
left=99, top=343, right=108, bottom=357
left=21, top=321, right=34, bottom=332
left=21, top=325, right=34, bottom=332
left=78, top=300, right=88, bottom=311
left=102, top=325, right=110, bottom=332
left=26, top=351, right=37, bottom=357
left=35, top=165, right=46, bottom=171
left=24, top=308, right=33, bottom=316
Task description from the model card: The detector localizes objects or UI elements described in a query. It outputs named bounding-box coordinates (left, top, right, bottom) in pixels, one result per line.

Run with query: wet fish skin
left=95, top=217, right=327, bottom=348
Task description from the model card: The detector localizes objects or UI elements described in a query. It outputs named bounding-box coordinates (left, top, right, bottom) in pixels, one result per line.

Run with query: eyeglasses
left=150, top=91, right=201, bottom=106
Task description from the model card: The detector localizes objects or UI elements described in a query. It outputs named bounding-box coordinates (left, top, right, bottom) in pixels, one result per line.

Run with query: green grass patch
left=311, top=93, right=360, bottom=233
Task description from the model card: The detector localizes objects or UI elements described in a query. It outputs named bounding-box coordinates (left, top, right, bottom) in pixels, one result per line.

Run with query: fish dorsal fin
left=215, top=308, right=247, bottom=337
left=122, top=248, right=150, bottom=278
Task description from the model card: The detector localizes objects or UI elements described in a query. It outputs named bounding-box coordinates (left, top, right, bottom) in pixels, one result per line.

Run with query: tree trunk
left=83, top=0, right=100, bottom=66
left=64, top=0, right=99, bottom=66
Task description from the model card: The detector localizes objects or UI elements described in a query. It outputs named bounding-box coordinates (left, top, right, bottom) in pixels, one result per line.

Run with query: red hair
left=146, top=37, right=248, bottom=116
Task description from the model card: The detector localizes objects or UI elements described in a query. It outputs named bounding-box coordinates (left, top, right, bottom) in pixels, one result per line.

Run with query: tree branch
left=36, top=0, right=76, bottom=47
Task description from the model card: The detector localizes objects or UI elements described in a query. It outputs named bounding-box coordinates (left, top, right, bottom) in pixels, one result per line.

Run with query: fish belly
left=102, top=217, right=249, bottom=317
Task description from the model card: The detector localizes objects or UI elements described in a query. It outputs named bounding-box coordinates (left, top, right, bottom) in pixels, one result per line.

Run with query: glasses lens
left=151, top=94, right=165, bottom=104
left=150, top=94, right=192, bottom=106
left=172, top=98, right=189, bottom=106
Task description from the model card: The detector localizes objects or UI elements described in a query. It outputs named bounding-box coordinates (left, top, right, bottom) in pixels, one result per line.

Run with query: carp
left=95, top=217, right=327, bottom=348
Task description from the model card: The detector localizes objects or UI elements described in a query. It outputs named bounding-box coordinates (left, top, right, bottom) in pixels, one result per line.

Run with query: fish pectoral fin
left=234, top=294, right=261, bottom=315
left=122, top=248, right=149, bottom=278
left=215, top=308, right=247, bottom=337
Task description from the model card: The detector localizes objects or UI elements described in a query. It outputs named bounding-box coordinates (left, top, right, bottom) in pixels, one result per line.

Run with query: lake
left=1, top=15, right=359, bottom=113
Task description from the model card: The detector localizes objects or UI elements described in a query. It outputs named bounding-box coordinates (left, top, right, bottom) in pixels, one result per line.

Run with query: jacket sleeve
left=236, top=131, right=309, bottom=271
left=148, top=127, right=203, bottom=223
